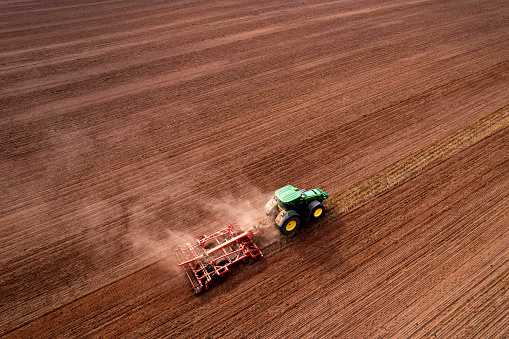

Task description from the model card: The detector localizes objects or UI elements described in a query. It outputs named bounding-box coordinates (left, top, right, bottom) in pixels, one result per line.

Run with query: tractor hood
left=303, top=188, right=328, bottom=200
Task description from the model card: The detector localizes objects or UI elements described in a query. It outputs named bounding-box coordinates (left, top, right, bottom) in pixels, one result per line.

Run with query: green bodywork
left=302, top=188, right=328, bottom=202
left=274, top=185, right=328, bottom=211
left=275, top=185, right=301, bottom=204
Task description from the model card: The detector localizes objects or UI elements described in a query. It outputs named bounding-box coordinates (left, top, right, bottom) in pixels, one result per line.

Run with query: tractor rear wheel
left=308, top=200, right=325, bottom=220
left=279, top=215, right=301, bottom=235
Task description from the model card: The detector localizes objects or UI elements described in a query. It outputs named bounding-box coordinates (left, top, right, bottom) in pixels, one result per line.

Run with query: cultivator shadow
left=175, top=224, right=263, bottom=294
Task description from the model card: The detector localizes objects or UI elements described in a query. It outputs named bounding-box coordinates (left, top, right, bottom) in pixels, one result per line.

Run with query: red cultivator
left=175, top=184, right=329, bottom=294
left=175, top=224, right=263, bottom=294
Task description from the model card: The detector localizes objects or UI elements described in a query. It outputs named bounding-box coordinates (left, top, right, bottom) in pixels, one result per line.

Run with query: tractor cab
left=274, top=185, right=303, bottom=211
left=265, top=184, right=329, bottom=235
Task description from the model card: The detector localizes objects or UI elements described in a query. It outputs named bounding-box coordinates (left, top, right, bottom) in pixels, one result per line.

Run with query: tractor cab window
left=285, top=199, right=299, bottom=211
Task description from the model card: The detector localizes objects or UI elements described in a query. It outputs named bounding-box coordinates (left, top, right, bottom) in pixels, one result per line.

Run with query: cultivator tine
left=175, top=224, right=265, bottom=294
left=204, top=231, right=249, bottom=255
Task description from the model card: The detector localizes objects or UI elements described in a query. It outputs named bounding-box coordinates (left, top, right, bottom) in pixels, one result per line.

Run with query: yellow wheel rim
left=286, top=220, right=297, bottom=232
left=314, top=208, right=323, bottom=218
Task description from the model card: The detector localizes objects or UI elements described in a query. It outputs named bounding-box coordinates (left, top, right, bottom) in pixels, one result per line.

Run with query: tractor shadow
left=292, top=219, right=348, bottom=284
left=262, top=214, right=348, bottom=267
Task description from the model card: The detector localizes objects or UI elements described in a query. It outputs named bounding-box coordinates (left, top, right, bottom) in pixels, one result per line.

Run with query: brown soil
left=1, top=0, right=508, bottom=337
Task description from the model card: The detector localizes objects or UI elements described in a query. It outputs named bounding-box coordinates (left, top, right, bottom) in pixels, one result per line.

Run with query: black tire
left=202, top=241, right=216, bottom=250
left=278, top=214, right=301, bottom=235
left=214, top=260, right=229, bottom=279
left=308, top=200, right=325, bottom=220
left=215, top=259, right=229, bottom=267
left=205, top=264, right=215, bottom=274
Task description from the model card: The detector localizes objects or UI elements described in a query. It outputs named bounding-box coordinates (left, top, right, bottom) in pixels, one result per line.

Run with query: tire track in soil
left=2, top=0, right=509, bottom=337
left=233, top=129, right=509, bottom=338
left=1, top=66, right=506, bottom=338
left=144, top=123, right=509, bottom=338
left=1, top=77, right=506, bottom=315
left=326, top=104, right=509, bottom=217
left=379, top=229, right=509, bottom=338
left=3, top=110, right=507, bottom=338
left=143, top=125, right=508, bottom=339
left=3, top=51, right=506, bottom=288
left=1, top=0, right=506, bottom=223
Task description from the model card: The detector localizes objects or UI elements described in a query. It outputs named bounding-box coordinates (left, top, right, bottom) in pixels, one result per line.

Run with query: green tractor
left=264, top=185, right=329, bottom=235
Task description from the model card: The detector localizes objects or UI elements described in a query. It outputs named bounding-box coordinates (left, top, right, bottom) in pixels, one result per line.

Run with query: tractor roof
left=275, top=185, right=301, bottom=204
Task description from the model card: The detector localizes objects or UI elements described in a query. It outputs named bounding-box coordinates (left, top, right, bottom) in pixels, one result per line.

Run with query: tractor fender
left=275, top=210, right=300, bottom=227
left=264, top=198, right=279, bottom=220
left=276, top=210, right=301, bottom=235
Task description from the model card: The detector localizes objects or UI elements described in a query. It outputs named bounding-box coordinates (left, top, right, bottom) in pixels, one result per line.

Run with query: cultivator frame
left=175, top=224, right=263, bottom=294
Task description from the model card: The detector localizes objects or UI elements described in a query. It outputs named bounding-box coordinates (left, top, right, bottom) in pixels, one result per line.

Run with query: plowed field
left=1, top=0, right=508, bottom=337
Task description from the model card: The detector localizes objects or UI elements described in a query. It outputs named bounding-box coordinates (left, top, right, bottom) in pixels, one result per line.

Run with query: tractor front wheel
left=308, top=200, right=325, bottom=220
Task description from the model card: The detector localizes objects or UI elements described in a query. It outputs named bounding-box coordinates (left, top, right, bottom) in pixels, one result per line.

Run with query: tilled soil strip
left=327, top=104, right=509, bottom=217
left=263, top=104, right=508, bottom=253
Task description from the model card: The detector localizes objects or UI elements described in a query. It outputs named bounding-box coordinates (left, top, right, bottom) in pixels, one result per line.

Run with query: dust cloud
left=114, top=183, right=286, bottom=277
left=200, top=188, right=283, bottom=248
